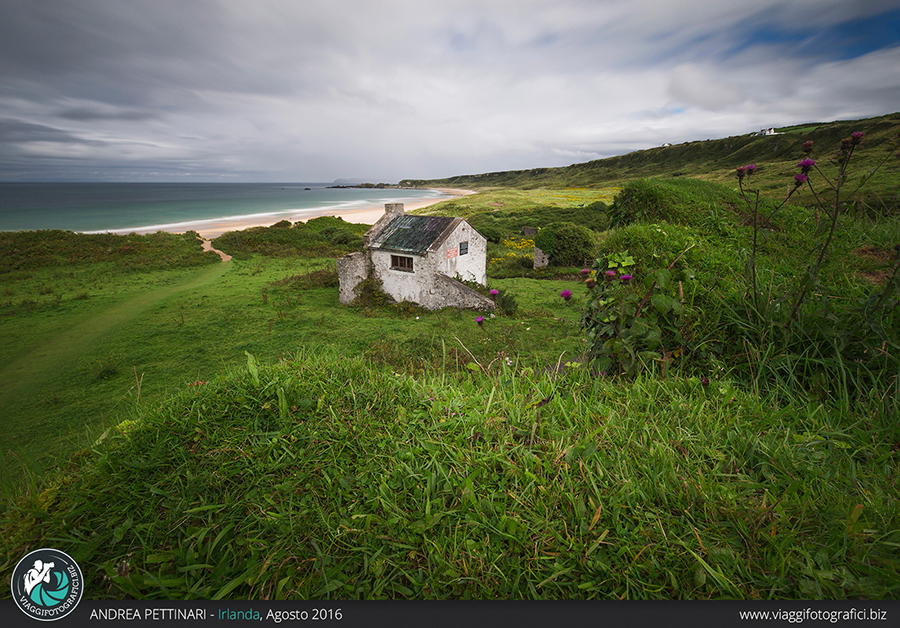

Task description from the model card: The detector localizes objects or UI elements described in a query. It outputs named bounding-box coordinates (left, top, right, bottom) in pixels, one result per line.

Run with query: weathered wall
left=336, top=251, right=368, bottom=305
left=370, top=248, right=494, bottom=311
left=433, top=221, right=487, bottom=284
left=533, top=246, right=549, bottom=268
left=431, top=274, right=495, bottom=311
left=370, top=249, right=430, bottom=305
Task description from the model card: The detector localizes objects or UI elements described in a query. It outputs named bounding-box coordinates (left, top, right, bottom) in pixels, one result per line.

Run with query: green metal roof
left=369, top=215, right=459, bottom=254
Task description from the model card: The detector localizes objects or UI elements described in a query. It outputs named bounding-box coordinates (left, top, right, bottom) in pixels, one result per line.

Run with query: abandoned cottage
left=337, top=203, right=495, bottom=311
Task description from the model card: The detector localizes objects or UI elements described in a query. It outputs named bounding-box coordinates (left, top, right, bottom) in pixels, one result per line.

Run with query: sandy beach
left=185, top=188, right=476, bottom=239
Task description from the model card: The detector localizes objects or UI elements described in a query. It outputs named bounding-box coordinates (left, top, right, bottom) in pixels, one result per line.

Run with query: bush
left=351, top=275, right=394, bottom=308
left=490, top=288, right=518, bottom=317
left=325, top=228, right=363, bottom=248
left=601, top=222, right=716, bottom=276
left=534, top=222, right=599, bottom=267
left=213, top=220, right=365, bottom=259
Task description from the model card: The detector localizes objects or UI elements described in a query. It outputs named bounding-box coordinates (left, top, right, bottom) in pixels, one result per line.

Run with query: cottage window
left=391, top=255, right=414, bottom=272
left=459, top=241, right=468, bottom=255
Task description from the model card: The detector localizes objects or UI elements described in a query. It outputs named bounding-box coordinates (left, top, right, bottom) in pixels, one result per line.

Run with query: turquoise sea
left=0, top=183, right=448, bottom=234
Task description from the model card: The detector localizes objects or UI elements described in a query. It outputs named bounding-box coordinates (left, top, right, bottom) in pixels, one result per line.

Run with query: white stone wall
left=432, top=221, right=487, bottom=284
left=370, top=249, right=432, bottom=305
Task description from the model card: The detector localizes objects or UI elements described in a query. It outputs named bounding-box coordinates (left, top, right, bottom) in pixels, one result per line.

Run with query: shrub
left=534, top=222, right=599, bottom=267
left=351, top=275, right=394, bottom=308
left=601, top=222, right=715, bottom=276
left=213, top=221, right=364, bottom=259
left=468, top=205, right=609, bottom=244
left=317, top=226, right=363, bottom=248
left=608, top=179, right=672, bottom=226
left=0, top=230, right=219, bottom=273
left=453, top=277, right=519, bottom=316
left=608, top=178, right=748, bottom=231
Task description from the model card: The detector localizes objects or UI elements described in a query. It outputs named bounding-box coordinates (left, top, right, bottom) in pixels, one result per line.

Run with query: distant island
left=327, top=182, right=402, bottom=189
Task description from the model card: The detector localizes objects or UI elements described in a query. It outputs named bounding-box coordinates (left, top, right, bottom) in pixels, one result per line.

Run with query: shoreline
left=94, top=188, right=477, bottom=240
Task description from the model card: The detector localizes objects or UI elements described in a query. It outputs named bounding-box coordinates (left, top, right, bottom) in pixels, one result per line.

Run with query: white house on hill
left=336, top=203, right=494, bottom=311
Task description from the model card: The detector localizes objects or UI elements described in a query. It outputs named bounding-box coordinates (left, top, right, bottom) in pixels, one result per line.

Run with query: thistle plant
left=737, top=131, right=900, bottom=329
left=580, top=250, right=694, bottom=375
left=733, top=131, right=900, bottom=407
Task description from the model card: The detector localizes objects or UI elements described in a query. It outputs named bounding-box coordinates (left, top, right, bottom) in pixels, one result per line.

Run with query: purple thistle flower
left=475, top=316, right=484, bottom=327
left=560, top=289, right=572, bottom=301
left=745, top=164, right=757, bottom=176
left=489, top=289, right=499, bottom=296
left=605, top=270, right=617, bottom=280
left=580, top=268, right=591, bottom=276
left=798, top=158, right=815, bottom=173
left=620, top=274, right=633, bottom=284
left=794, top=173, right=808, bottom=186
left=851, top=131, right=864, bottom=145
left=802, top=140, right=814, bottom=154
left=735, top=165, right=746, bottom=180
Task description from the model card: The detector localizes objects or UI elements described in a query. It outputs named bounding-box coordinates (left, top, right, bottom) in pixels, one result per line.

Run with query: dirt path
left=199, top=237, right=232, bottom=262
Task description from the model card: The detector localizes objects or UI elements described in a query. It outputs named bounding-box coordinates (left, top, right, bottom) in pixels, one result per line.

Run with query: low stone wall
left=431, top=274, right=496, bottom=311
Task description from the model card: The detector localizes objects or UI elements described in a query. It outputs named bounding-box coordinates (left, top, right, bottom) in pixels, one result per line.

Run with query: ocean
left=0, top=183, right=448, bottom=234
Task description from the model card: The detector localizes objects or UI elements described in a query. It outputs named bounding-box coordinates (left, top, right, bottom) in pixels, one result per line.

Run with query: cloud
left=0, top=118, right=104, bottom=145
left=57, top=107, right=159, bottom=122
left=0, top=0, right=897, bottom=181
left=667, top=64, right=746, bottom=111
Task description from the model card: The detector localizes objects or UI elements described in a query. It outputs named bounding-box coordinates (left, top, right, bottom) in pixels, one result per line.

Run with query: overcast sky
left=1, top=0, right=899, bottom=182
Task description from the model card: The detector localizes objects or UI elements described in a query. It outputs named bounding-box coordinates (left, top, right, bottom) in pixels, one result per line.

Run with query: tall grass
left=1, top=351, right=897, bottom=599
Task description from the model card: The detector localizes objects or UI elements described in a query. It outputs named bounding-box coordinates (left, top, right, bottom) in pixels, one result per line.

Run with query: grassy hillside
left=2, top=113, right=899, bottom=601
left=403, top=112, right=900, bottom=211
left=1, top=351, right=896, bottom=599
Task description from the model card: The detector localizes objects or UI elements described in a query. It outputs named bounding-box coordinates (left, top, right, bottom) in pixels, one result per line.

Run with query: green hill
left=402, top=112, right=900, bottom=205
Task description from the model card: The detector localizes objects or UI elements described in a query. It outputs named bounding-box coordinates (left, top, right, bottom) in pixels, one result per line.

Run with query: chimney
left=363, top=203, right=406, bottom=248
left=384, top=203, right=405, bottom=217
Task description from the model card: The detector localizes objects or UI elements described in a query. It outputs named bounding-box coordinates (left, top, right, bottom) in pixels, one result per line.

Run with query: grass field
left=0, top=243, right=586, bottom=487
left=2, top=113, right=899, bottom=601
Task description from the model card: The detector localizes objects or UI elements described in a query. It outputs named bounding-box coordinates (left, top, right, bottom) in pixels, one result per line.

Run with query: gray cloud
left=0, top=0, right=898, bottom=181
left=0, top=118, right=102, bottom=144
left=57, top=108, right=159, bottom=122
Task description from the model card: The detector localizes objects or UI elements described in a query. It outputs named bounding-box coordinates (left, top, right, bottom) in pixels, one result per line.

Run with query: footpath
left=199, top=237, right=232, bottom=262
